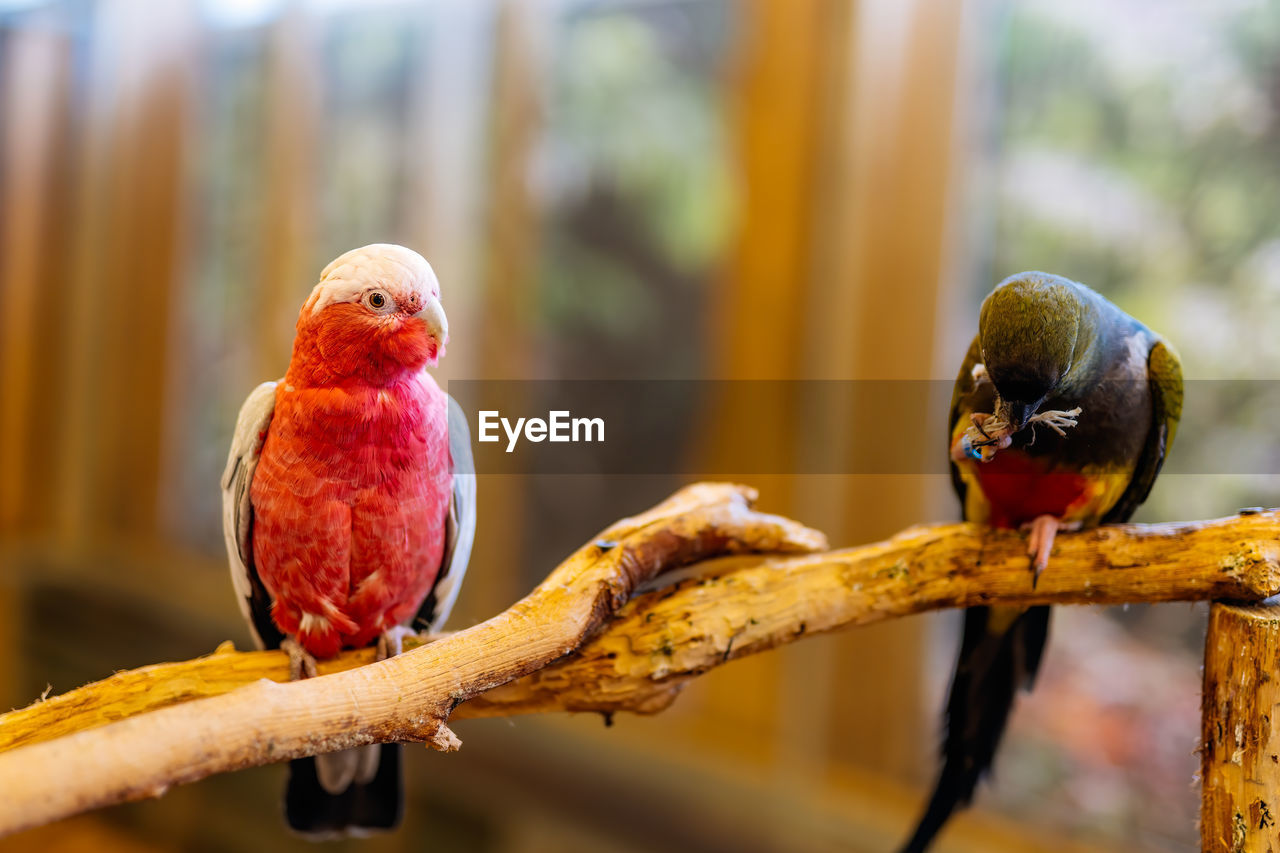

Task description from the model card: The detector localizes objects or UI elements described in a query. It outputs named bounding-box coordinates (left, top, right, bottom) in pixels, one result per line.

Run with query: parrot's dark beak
left=1000, top=399, right=1040, bottom=432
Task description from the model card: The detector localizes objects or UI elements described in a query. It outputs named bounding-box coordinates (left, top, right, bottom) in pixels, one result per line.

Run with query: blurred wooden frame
left=0, top=15, right=81, bottom=733
left=0, top=23, right=75, bottom=537
left=701, top=0, right=970, bottom=786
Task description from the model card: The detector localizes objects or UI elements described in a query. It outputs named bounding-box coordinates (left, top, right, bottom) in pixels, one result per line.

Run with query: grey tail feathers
left=284, top=743, right=403, bottom=839
left=897, top=605, right=1050, bottom=853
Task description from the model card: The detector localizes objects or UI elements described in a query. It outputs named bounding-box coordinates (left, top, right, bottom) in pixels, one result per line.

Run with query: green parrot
left=898, top=272, right=1183, bottom=853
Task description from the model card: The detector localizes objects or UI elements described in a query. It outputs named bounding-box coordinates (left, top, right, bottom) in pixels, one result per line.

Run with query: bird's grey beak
left=999, top=399, right=1039, bottom=432
left=414, top=297, right=448, bottom=346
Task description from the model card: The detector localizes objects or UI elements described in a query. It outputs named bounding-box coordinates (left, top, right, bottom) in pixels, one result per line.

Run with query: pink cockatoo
left=222, top=244, right=475, bottom=837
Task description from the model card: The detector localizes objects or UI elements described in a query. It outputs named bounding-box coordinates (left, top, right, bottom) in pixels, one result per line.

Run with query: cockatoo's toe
left=281, top=637, right=319, bottom=681
left=375, top=625, right=421, bottom=661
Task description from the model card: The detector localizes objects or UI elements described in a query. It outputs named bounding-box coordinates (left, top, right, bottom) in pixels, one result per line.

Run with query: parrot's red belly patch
left=973, top=450, right=1092, bottom=529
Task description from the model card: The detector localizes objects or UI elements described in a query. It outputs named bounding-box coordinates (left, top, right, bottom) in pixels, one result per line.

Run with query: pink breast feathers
left=249, top=376, right=453, bottom=657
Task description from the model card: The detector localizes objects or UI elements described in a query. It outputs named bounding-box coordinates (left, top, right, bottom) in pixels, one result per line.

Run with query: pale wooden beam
left=55, top=0, right=198, bottom=542
left=0, top=24, right=72, bottom=534
left=1201, top=602, right=1280, bottom=853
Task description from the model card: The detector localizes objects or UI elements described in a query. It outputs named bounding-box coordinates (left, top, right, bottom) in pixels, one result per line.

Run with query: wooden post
left=1202, top=602, right=1280, bottom=852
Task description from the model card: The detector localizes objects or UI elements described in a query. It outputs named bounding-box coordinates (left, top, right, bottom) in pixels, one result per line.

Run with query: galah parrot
left=898, top=271, right=1182, bottom=852
left=221, top=243, right=475, bottom=837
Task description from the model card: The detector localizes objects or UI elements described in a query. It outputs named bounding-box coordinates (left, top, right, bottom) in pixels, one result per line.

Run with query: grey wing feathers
left=1103, top=338, right=1183, bottom=524
left=221, top=381, right=284, bottom=650
left=415, top=394, right=476, bottom=633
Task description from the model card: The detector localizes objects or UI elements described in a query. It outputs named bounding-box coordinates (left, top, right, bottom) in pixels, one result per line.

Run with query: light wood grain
left=1202, top=602, right=1280, bottom=853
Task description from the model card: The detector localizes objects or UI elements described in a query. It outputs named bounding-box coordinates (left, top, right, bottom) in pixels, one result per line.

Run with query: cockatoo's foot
left=281, top=637, right=318, bottom=681
left=376, top=625, right=421, bottom=661
left=1020, top=515, right=1083, bottom=585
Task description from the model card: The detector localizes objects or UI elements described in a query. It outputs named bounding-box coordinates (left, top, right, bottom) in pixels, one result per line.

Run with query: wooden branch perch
left=0, top=484, right=823, bottom=837
left=1, top=491, right=1277, bottom=839
left=474, top=510, right=1280, bottom=718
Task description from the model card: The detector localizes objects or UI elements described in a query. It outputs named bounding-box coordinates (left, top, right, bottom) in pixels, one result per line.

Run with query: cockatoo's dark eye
left=362, top=289, right=396, bottom=314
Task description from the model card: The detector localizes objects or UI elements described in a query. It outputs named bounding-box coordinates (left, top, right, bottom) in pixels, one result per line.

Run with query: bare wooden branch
left=0, top=502, right=1276, bottom=839
left=1202, top=602, right=1280, bottom=852
left=0, top=483, right=824, bottom=838
left=471, top=510, right=1280, bottom=717
left=8, top=510, right=1277, bottom=751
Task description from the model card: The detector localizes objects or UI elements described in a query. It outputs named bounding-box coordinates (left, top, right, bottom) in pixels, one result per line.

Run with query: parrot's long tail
left=284, top=743, right=403, bottom=839
left=898, top=604, right=1051, bottom=853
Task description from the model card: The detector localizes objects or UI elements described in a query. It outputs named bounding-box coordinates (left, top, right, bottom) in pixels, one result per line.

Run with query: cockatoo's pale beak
left=414, top=297, right=448, bottom=347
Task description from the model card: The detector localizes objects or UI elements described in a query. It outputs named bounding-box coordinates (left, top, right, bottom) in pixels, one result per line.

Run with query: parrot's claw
left=281, top=637, right=319, bottom=681
left=1021, top=515, right=1083, bottom=587
left=1023, top=515, right=1059, bottom=587
left=955, top=415, right=1013, bottom=463
left=376, top=625, right=421, bottom=661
